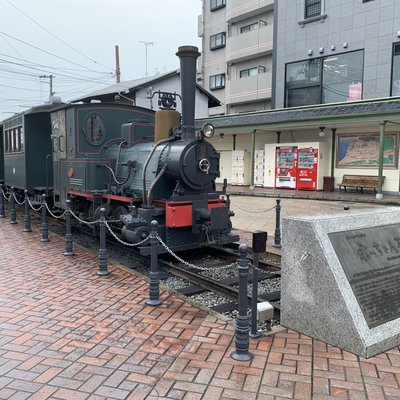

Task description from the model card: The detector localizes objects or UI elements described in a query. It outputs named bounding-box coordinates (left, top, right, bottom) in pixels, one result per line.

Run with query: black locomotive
left=1, top=46, right=238, bottom=253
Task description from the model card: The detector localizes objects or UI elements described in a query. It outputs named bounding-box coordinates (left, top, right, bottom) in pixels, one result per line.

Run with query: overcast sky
left=0, top=0, right=202, bottom=118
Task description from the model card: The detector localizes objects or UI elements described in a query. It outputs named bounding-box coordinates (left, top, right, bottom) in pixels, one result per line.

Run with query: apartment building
left=198, top=0, right=274, bottom=115
left=275, top=0, right=400, bottom=108
left=197, top=0, right=400, bottom=195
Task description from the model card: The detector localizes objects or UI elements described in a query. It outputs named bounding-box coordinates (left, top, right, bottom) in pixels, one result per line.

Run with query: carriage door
left=50, top=110, right=67, bottom=207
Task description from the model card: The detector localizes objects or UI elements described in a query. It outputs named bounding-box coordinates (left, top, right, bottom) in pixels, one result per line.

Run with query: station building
left=197, top=0, right=400, bottom=197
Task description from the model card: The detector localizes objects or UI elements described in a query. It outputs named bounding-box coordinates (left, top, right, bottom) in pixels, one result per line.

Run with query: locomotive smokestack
left=176, top=45, right=200, bottom=141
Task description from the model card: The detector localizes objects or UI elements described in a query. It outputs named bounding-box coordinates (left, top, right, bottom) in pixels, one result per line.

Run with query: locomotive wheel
left=111, top=205, right=129, bottom=229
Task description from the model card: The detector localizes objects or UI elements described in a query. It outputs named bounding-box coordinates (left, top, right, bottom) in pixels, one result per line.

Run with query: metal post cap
left=238, top=243, right=248, bottom=256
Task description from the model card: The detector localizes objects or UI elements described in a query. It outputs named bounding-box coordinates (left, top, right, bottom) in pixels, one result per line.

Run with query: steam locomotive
left=1, top=46, right=239, bottom=254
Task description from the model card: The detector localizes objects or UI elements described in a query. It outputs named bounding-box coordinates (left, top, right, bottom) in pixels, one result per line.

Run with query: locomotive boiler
left=50, top=45, right=238, bottom=253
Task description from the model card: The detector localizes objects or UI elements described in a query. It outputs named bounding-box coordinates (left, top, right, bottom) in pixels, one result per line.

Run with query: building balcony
left=197, top=14, right=203, bottom=37
left=226, top=25, right=273, bottom=63
left=225, top=72, right=272, bottom=105
left=227, top=0, right=274, bottom=23
left=208, top=104, right=227, bottom=116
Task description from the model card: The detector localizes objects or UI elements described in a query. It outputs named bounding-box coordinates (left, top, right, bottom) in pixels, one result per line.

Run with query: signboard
left=336, top=134, right=397, bottom=168
left=329, top=224, right=400, bottom=328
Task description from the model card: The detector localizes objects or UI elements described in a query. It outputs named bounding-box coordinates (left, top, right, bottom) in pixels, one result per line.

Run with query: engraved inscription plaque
left=329, top=223, right=400, bottom=328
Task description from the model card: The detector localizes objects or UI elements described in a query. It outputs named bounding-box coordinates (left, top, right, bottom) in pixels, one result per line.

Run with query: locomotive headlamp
left=200, top=123, right=215, bottom=138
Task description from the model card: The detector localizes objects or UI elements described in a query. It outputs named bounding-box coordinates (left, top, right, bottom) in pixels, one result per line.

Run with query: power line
left=4, top=0, right=115, bottom=72
left=0, top=30, right=110, bottom=74
left=0, top=58, right=115, bottom=84
left=0, top=53, right=112, bottom=74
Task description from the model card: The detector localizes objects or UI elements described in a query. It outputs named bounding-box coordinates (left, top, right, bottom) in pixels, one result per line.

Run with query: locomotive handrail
left=102, top=162, right=133, bottom=186
left=142, top=137, right=171, bottom=206
left=147, top=164, right=167, bottom=204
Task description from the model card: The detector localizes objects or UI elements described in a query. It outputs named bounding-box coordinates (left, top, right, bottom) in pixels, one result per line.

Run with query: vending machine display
left=275, top=146, right=297, bottom=189
left=297, top=147, right=318, bottom=190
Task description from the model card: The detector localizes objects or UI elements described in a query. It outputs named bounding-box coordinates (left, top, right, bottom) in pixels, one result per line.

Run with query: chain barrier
left=69, top=209, right=101, bottom=226
left=230, top=201, right=276, bottom=214
left=27, top=197, right=43, bottom=212
left=103, top=219, right=150, bottom=247
left=1, top=190, right=11, bottom=202
left=155, top=234, right=237, bottom=272
left=12, top=192, right=25, bottom=206
left=45, top=203, right=67, bottom=219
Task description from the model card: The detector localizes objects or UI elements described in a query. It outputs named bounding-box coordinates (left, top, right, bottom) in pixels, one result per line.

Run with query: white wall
left=134, top=75, right=211, bottom=118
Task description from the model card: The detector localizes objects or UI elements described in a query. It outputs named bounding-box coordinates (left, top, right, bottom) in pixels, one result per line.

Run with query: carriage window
left=4, top=130, right=9, bottom=153
left=84, top=114, right=105, bottom=145
left=19, top=126, right=24, bottom=152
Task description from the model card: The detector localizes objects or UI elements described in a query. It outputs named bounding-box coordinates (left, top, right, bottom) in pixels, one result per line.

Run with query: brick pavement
left=1, top=217, right=400, bottom=399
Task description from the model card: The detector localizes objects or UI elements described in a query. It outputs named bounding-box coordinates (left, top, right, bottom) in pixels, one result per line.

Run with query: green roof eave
left=195, top=96, right=400, bottom=132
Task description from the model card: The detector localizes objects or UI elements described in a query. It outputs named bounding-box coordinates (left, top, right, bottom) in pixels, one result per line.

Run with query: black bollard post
left=97, top=208, right=109, bottom=276
left=40, top=194, right=50, bottom=242
left=64, top=199, right=74, bottom=256
left=250, top=231, right=267, bottom=338
left=273, top=197, right=282, bottom=248
left=9, top=187, right=17, bottom=225
left=0, top=184, right=5, bottom=218
left=231, top=244, right=253, bottom=361
left=23, top=190, right=31, bottom=232
left=146, top=220, right=162, bottom=306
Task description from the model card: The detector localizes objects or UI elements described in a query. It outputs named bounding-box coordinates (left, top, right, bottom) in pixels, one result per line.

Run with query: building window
left=391, top=43, right=400, bottom=96
left=210, top=32, right=226, bottom=50
left=240, top=66, right=266, bottom=78
left=285, top=50, right=364, bottom=107
left=210, top=0, right=226, bottom=11
left=240, top=21, right=267, bottom=34
left=305, top=0, right=321, bottom=19
left=210, top=74, right=225, bottom=90
left=241, top=22, right=259, bottom=34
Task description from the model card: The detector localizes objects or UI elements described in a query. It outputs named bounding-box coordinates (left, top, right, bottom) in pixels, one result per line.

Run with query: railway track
left=157, top=249, right=281, bottom=322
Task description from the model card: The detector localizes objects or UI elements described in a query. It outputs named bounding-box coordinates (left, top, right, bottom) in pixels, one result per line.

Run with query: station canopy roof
left=195, top=97, right=400, bottom=134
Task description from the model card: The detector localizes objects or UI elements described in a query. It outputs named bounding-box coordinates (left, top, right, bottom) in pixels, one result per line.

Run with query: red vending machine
left=275, top=146, right=297, bottom=189
left=297, top=147, right=318, bottom=190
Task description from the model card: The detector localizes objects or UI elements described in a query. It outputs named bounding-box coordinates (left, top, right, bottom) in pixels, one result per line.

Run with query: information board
left=329, top=223, right=400, bottom=328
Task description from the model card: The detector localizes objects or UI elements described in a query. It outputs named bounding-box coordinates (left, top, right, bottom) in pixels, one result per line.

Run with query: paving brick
left=3, top=215, right=400, bottom=400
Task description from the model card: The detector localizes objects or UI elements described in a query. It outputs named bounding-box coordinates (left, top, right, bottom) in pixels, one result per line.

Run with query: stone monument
left=281, top=207, right=400, bottom=358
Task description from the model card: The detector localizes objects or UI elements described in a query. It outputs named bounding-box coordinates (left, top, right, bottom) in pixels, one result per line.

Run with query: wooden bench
left=338, top=175, right=385, bottom=193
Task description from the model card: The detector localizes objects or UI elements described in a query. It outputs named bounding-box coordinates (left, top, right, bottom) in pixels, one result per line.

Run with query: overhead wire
left=4, top=0, right=115, bottom=72
left=0, top=2, right=120, bottom=112
left=0, top=31, right=111, bottom=74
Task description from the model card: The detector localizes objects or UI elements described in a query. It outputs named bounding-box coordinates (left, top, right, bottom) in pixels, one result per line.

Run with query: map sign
left=336, top=134, right=397, bottom=168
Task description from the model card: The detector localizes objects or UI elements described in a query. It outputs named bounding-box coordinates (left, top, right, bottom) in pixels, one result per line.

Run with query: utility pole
left=115, top=45, right=121, bottom=83
left=40, top=74, right=55, bottom=100
left=138, top=41, right=153, bottom=77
